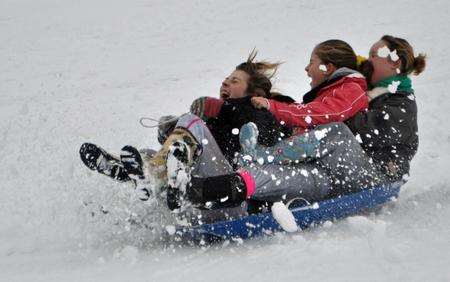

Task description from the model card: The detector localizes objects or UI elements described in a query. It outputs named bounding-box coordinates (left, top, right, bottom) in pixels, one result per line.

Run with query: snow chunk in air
left=377, top=46, right=399, bottom=61
left=257, top=157, right=264, bottom=165
left=388, top=81, right=400, bottom=93
left=305, top=116, right=312, bottom=124
left=377, top=46, right=391, bottom=58
left=242, top=155, right=253, bottom=162
left=389, top=49, right=399, bottom=61
left=165, top=225, right=176, bottom=235
left=314, top=128, right=328, bottom=140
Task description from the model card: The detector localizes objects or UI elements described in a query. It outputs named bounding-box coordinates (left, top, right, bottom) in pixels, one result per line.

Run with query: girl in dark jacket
left=346, top=35, right=425, bottom=181
left=79, top=52, right=291, bottom=211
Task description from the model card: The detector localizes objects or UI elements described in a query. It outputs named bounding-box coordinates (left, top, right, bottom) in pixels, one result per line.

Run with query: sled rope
left=139, top=114, right=184, bottom=129
left=286, top=197, right=311, bottom=209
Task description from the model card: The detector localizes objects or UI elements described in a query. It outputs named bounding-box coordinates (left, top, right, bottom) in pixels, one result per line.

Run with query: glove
left=190, top=97, right=224, bottom=120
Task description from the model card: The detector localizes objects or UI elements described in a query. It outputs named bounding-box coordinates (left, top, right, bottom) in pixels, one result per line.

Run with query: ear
left=326, top=63, right=337, bottom=75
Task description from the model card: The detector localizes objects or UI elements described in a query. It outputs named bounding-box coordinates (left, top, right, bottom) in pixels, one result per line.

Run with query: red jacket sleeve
left=268, top=81, right=368, bottom=129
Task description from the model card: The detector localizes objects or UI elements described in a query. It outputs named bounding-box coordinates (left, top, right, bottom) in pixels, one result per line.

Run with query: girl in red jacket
left=253, top=39, right=368, bottom=134
left=241, top=39, right=369, bottom=164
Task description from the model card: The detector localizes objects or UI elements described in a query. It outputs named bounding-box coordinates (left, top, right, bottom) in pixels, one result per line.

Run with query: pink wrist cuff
left=237, top=169, right=256, bottom=198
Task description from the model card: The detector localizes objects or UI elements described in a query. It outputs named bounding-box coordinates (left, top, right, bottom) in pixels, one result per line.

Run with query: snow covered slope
left=1, top=0, right=450, bottom=281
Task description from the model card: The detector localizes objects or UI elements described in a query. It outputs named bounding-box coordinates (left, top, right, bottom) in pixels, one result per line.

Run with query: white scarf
left=367, top=87, right=389, bottom=102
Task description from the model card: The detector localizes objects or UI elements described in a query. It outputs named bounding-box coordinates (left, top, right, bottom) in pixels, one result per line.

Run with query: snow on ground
left=1, top=0, right=450, bottom=281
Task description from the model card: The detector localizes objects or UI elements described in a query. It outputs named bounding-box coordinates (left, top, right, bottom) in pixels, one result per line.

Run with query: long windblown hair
left=235, top=49, right=282, bottom=98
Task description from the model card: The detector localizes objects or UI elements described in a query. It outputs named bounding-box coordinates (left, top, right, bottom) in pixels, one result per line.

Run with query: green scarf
left=375, top=75, right=413, bottom=93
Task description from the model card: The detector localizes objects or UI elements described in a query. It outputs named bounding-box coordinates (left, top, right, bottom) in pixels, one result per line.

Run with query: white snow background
left=1, top=0, right=450, bottom=281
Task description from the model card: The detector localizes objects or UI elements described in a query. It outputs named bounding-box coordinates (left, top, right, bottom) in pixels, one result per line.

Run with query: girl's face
left=220, top=70, right=250, bottom=99
left=305, top=51, right=334, bottom=88
left=368, top=40, right=401, bottom=85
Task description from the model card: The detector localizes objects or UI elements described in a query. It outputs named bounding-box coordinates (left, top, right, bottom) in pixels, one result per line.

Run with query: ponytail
left=412, top=53, right=427, bottom=75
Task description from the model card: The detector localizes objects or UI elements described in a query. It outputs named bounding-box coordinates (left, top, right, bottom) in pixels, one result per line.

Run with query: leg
left=247, top=162, right=332, bottom=203
left=310, top=122, right=387, bottom=195
left=240, top=122, right=319, bottom=165
left=146, top=114, right=234, bottom=183
left=175, top=114, right=234, bottom=177
left=242, top=122, right=387, bottom=196
left=149, top=114, right=248, bottom=220
left=180, top=161, right=332, bottom=215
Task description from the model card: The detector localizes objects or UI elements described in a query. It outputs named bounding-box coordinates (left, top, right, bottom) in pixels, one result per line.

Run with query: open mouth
left=220, top=90, right=230, bottom=99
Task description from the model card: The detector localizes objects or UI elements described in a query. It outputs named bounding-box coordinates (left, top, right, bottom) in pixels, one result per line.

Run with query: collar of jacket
left=367, top=87, right=389, bottom=101
left=223, top=96, right=252, bottom=105
left=302, top=67, right=364, bottom=104
left=367, top=87, right=415, bottom=102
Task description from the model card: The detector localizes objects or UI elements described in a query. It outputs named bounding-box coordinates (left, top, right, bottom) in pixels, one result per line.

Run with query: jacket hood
left=328, top=67, right=361, bottom=81
left=303, top=68, right=365, bottom=104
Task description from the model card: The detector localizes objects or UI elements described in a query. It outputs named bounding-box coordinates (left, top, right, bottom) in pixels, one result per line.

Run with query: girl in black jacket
left=79, top=51, right=292, bottom=207
left=346, top=35, right=425, bottom=181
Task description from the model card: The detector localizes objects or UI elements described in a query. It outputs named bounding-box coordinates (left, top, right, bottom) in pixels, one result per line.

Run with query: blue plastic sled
left=175, top=181, right=402, bottom=243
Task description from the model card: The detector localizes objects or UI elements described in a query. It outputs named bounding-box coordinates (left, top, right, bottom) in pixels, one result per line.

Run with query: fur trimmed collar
left=367, top=87, right=389, bottom=101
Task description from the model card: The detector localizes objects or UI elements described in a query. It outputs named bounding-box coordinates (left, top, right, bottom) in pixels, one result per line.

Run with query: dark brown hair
left=314, top=39, right=357, bottom=70
left=381, top=35, right=426, bottom=75
left=236, top=50, right=282, bottom=98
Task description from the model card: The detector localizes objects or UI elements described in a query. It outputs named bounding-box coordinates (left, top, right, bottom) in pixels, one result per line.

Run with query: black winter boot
left=79, top=143, right=130, bottom=182
left=120, top=145, right=144, bottom=179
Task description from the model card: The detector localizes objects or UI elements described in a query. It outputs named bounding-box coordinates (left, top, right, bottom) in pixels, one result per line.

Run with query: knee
left=321, top=122, right=354, bottom=140
left=176, top=113, right=206, bottom=130
left=177, top=113, right=200, bottom=124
